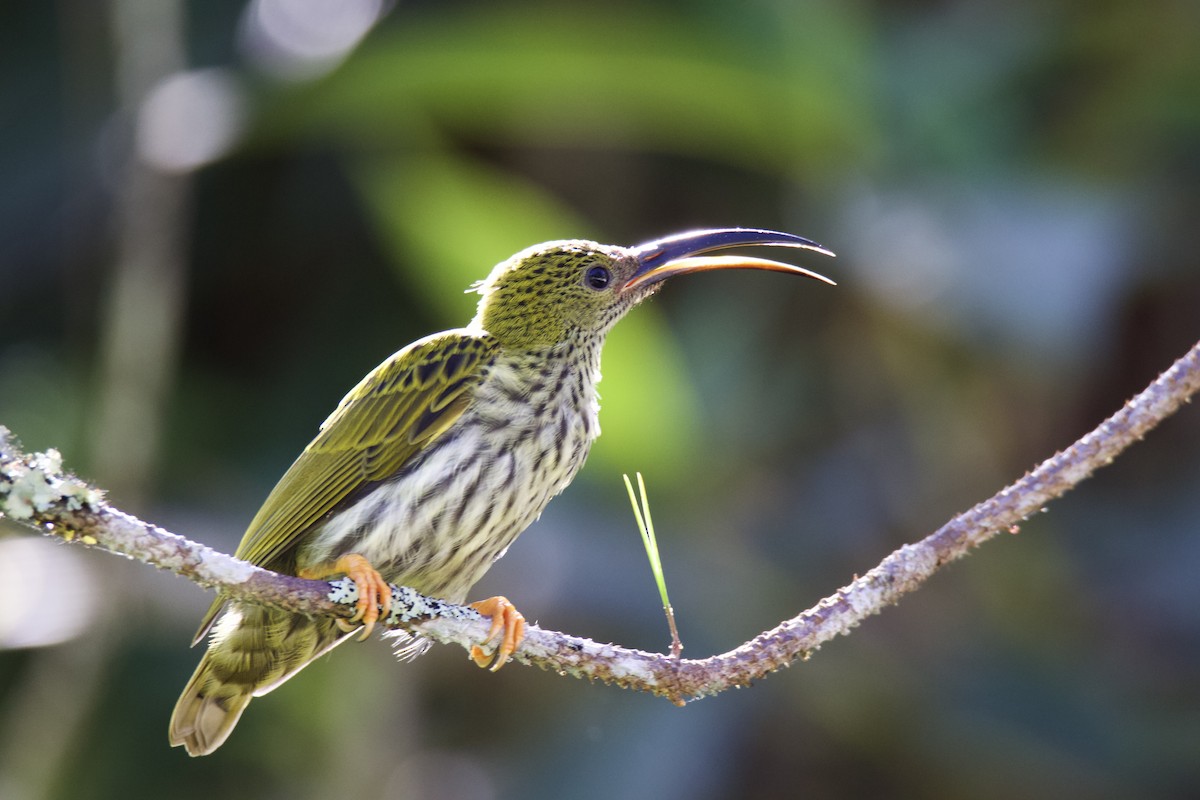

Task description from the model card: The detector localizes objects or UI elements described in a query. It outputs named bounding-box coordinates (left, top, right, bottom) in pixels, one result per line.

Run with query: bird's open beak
left=624, top=228, right=836, bottom=292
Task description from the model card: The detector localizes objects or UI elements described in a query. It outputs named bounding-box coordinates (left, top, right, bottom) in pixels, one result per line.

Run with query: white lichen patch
left=0, top=446, right=105, bottom=521
left=327, top=576, right=359, bottom=607
left=390, top=585, right=481, bottom=624
left=599, top=647, right=657, bottom=682
left=2, top=449, right=66, bottom=519
left=325, top=579, right=483, bottom=626
left=65, top=484, right=105, bottom=511
left=896, top=542, right=938, bottom=580
left=847, top=580, right=886, bottom=616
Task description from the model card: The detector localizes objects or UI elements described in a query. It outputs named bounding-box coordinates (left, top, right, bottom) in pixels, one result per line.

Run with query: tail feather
left=169, top=654, right=253, bottom=756
left=169, top=604, right=351, bottom=756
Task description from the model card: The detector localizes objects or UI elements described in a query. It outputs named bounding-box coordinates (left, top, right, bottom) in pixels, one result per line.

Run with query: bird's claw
left=468, top=596, right=526, bottom=671
left=300, top=553, right=391, bottom=641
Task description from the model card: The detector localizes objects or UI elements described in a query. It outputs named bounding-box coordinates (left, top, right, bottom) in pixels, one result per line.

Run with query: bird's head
left=471, top=228, right=835, bottom=349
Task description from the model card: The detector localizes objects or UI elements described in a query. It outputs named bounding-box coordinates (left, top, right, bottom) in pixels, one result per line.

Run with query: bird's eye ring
left=584, top=265, right=611, bottom=290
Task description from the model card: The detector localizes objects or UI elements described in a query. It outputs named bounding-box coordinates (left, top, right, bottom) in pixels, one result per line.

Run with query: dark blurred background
left=2, top=1, right=1200, bottom=798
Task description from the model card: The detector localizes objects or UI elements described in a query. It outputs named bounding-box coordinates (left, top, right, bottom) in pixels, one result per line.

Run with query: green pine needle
left=623, top=472, right=682, bottom=658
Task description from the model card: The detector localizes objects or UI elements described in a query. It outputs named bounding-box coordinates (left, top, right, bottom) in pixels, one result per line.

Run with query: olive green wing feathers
left=192, top=330, right=496, bottom=645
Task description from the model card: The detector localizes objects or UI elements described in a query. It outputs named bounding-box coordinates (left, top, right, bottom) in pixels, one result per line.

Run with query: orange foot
left=299, top=553, right=391, bottom=641
left=468, top=596, right=526, bottom=672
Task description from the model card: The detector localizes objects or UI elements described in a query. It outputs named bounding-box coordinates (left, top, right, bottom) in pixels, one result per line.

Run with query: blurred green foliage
left=1, top=1, right=1199, bottom=799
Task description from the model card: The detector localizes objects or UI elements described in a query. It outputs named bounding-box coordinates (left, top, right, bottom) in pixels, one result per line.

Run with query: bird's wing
left=192, top=330, right=496, bottom=644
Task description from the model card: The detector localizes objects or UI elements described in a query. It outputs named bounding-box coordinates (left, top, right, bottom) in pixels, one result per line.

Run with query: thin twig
left=1, top=338, right=1197, bottom=702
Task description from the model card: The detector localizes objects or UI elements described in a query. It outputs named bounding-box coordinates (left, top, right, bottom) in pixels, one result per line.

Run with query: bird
left=169, top=227, right=834, bottom=756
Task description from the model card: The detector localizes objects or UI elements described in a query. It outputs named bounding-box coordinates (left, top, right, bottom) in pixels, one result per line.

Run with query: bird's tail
left=169, top=604, right=351, bottom=756
left=168, top=653, right=253, bottom=756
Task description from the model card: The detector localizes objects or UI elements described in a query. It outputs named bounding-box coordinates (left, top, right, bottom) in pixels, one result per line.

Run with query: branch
left=2, top=338, right=1198, bottom=704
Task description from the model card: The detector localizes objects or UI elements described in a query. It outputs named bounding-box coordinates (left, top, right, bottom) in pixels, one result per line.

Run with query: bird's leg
left=468, top=596, right=526, bottom=671
left=298, top=553, right=392, bottom=641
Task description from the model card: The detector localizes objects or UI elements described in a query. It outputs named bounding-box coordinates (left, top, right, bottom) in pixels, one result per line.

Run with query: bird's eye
left=584, top=265, right=611, bottom=290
